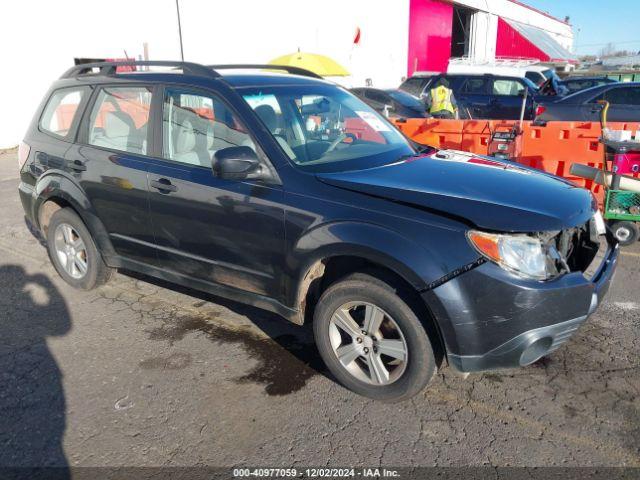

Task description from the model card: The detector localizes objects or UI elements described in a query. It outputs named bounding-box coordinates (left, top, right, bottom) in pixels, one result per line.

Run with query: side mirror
left=213, top=146, right=261, bottom=181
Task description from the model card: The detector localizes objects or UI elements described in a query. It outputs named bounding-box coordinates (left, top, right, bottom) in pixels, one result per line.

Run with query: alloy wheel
left=53, top=223, right=88, bottom=279
left=328, top=302, right=408, bottom=385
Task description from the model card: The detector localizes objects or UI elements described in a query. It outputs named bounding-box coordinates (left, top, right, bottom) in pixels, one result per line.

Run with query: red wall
left=407, top=0, right=453, bottom=75
left=495, top=17, right=550, bottom=61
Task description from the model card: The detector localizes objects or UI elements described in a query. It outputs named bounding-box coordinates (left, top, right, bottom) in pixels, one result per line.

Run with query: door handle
left=68, top=160, right=87, bottom=172
left=150, top=178, right=178, bottom=193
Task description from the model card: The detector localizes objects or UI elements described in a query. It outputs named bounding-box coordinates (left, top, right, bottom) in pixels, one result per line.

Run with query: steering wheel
left=326, top=132, right=357, bottom=153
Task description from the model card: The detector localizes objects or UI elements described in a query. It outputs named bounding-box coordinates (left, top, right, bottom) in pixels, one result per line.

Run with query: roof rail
left=207, top=64, right=323, bottom=79
left=61, top=60, right=220, bottom=79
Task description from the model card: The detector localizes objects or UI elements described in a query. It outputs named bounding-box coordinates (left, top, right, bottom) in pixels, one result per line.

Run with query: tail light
left=18, top=141, right=31, bottom=171
left=535, top=105, right=546, bottom=117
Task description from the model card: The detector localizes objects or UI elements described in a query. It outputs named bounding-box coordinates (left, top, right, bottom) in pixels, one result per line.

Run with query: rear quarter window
left=493, top=79, right=525, bottom=96
left=39, top=87, right=89, bottom=139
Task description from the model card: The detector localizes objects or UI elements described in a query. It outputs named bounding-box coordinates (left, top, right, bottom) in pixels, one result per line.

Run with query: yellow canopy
left=268, top=51, right=350, bottom=77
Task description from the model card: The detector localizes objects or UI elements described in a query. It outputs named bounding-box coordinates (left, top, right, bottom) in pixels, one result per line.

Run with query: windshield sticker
left=355, top=111, right=391, bottom=132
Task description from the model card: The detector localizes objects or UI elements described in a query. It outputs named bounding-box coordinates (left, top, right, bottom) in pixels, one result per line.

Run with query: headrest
left=254, top=104, right=278, bottom=132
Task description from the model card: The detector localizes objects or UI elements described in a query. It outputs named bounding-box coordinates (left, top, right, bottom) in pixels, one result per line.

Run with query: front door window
left=162, top=89, right=256, bottom=168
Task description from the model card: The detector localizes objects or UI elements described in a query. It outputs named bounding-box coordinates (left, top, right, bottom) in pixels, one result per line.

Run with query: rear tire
left=46, top=208, right=113, bottom=290
left=313, top=272, right=436, bottom=402
left=611, top=221, right=638, bottom=246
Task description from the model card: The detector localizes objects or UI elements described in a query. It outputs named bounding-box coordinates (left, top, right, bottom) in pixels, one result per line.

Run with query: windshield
left=386, top=90, right=425, bottom=110
left=240, top=84, right=414, bottom=172
left=400, top=77, right=431, bottom=96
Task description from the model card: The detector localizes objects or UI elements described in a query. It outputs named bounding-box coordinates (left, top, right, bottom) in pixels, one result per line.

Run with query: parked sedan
left=535, top=82, right=640, bottom=123
left=351, top=88, right=427, bottom=119
left=558, top=76, right=618, bottom=95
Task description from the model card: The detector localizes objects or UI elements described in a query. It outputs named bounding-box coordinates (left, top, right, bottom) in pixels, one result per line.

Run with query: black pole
left=176, top=0, right=184, bottom=61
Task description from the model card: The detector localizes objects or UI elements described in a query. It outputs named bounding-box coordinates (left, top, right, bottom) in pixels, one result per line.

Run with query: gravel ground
left=0, top=148, right=638, bottom=471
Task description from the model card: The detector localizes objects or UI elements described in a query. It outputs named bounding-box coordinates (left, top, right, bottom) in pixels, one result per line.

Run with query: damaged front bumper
left=422, top=233, right=619, bottom=373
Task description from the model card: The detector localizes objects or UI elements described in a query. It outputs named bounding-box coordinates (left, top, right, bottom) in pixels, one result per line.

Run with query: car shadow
left=119, top=270, right=332, bottom=397
left=0, top=264, right=71, bottom=479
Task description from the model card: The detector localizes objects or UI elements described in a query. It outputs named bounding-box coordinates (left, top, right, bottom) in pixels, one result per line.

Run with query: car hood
left=316, top=150, right=594, bottom=232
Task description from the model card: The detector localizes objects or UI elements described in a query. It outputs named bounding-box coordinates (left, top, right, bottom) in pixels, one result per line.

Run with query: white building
left=0, top=0, right=574, bottom=148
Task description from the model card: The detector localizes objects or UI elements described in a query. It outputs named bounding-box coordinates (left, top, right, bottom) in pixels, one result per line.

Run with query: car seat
left=171, top=109, right=210, bottom=167
left=92, top=111, right=137, bottom=152
left=254, top=105, right=296, bottom=159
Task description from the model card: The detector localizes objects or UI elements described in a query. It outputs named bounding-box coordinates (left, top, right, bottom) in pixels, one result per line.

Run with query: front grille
left=551, top=218, right=602, bottom=276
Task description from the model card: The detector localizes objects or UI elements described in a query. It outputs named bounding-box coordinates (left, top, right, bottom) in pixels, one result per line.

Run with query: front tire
left=313, top=272, right=436, bottom=402
left=611, top=221, right=638, bottom=246
left=46, top=208, right=113, bottom=290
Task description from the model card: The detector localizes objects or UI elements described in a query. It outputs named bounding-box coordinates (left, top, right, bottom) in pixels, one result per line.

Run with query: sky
left=526, top=0, right=640, bottom=56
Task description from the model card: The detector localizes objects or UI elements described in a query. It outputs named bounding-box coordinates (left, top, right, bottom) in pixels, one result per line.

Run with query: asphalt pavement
left=0, top=148, right=638, bottom=471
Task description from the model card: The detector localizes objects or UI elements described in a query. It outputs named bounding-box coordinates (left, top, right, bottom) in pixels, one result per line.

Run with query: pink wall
left=495, top=17, right=550, bottom=62
left=407, top=0, right=453, bottom=76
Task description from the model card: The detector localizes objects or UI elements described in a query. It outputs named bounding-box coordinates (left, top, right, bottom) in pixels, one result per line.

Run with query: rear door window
left=492, top=79, right=526, bottom=96
left=87, top=86, right=153, bottom=155
left=39, top=87, right=89, bottom=139
left=605, top=87, right=640, bottom=105
left=566, top=80, right=593, bottom=93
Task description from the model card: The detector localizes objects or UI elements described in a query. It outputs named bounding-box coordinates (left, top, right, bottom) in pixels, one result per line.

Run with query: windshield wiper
left=396, top=152, right=425, bottom=162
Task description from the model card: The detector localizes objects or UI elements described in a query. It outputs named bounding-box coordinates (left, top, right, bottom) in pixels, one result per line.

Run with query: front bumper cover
left=423, top=234, right=619, bottom=373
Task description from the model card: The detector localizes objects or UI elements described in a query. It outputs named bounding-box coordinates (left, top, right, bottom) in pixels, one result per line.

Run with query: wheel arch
left=288, top=222, right=449, bottom=361
left=34, top=173, right=117, bottom=262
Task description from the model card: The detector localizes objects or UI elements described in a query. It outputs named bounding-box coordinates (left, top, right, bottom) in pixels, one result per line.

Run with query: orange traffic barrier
left=393, top=118, right=640, bottom=207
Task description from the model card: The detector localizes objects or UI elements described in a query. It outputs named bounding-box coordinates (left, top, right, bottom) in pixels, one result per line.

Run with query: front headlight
left=467, top=230, right=560, bottom=280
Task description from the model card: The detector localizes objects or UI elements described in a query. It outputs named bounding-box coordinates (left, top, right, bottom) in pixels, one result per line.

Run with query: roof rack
left=61, top=60, right=324, bottom=81
left=207, top=64, right=323, bottom=79
left=61, top=60, right=220, bottom=79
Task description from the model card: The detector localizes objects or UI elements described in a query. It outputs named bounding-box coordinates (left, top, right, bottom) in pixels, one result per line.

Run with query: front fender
left=33, top=172, right=117, bottom=261
left=286, top=220, right=450, bottom=308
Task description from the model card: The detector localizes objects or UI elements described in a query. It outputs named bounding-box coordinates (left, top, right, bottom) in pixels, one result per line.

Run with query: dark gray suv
left=18, top=61, right=619, bottom=401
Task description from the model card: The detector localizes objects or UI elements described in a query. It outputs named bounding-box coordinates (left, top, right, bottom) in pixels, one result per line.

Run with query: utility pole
left=176, top=0, right=184, bottom=61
